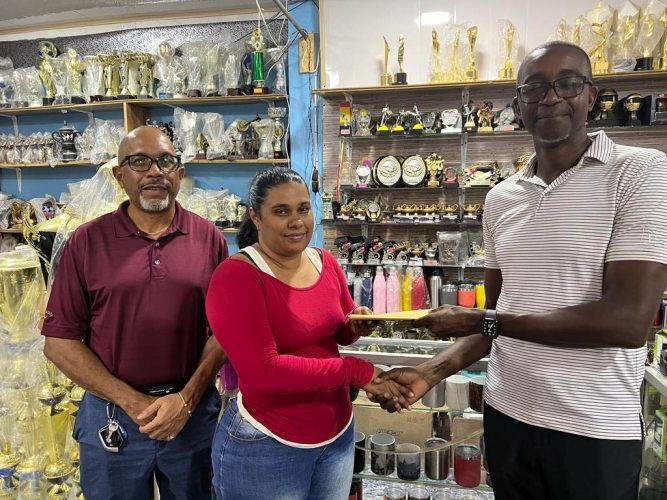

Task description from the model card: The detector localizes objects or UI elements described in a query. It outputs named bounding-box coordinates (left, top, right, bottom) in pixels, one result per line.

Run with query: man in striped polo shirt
left=371, top=41, right=667, bottom=499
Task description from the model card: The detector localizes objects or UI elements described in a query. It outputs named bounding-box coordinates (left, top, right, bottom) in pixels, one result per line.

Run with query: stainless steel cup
left=354, top=431, right=366, bottom=473
left=384, top=486, right=406, bottom=499
left=371, top=432, right=396, bottom=476
left=396, top=443, right=421, bottom=481
left=424, top=437, right=450, bottom=480
left=421, top=379, right=446, bottom=408
left=408, top=486, right=430, bottom=500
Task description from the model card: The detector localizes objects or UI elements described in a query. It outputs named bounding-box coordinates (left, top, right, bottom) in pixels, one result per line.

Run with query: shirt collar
left=112, top=200, right=190, bottom=238
left=519, top=130, right=615, bottom=181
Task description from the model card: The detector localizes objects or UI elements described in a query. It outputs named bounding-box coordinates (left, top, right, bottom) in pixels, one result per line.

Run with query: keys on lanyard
left=98, top=403, right=128, bottom=453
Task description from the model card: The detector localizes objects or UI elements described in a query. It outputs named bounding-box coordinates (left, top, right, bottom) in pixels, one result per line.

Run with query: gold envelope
left=348, top=309, right=431, bottom=321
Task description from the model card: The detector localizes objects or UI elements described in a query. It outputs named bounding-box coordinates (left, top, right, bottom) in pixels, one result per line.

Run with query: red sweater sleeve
left=206, top=259, right=374, bottom=394
left=328, top=251, right=359, bottom=346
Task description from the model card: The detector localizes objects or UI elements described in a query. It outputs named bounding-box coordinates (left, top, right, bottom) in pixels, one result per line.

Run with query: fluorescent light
left=420, top=11, right=451, bottom=26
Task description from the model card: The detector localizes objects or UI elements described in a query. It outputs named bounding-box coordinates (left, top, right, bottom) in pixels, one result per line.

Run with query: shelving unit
left=0, top=160, right=95, bottom=169
left=645, top=366, right=667, bottom=399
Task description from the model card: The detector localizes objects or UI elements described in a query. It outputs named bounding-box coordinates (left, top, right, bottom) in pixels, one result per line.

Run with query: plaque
left=462, top=102, right=477, bottom=132
left=366, top=201, right=383, bottom=222
left=443, top=166, right=459, bottom=187
left=401, top=155, right=427, bottom=186
left=422, top=112, right=437, bottom=134
left=425, top=152, right=444, bottom=187
left=355, top=108, right=372, bottom=136
left=340, top=101, right=352, bottom=135
left=460, top=162, right=500, bottom=187
left=494, top=104, right=517, bottom=131
left=440, top=109, right=462, bottom=134
left=375, top=156, right=402, bottom=187
left=322, top=192, right=334, bottom=221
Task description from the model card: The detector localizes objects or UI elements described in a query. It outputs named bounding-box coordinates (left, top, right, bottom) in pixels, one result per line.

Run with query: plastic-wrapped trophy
left=203, top=43, right=221, bottom=97
left=444, top=25, right=465, bottom=82
left=634, top=1, right=666, bottom=70
left=254, top=119, right=275, bottom=159
left=83, top=55, right=105, bottom=102
left=555, top=19, right=572, bottom=42
left=51, top=55, right=69, bottom=105
left=266, top=47, right=287, bottom=94
left=583, top=3, right=614, bottom=75
left=611, top=2, right=640, bottom=72
left=202, top=112, right=232, bottom=159
left=464, top=25, right=479, bottom=81
left=136, top=53, right=155, bottom=98
left=37, top=41, right=57, bottom=105
left=181, top=41, right=206, bottom=97
left=98, top=53, right=120, bottom=100
left=268, top=107, right=286, bottom=158
left=429, top=28, right=445, bottom=83
left=249, top=29, right=270, bottom=94
left=0, top=58, right=14, bottom=109
left=226, top=120, right=245, bottom=159
left=155, top=41, right=176, bottom=98
left=64, top=48, right=86, bottom=104
left=222, top=44, right=243, bottom=96
left=12, top=68, right=43, bottom=108
left=116, top=50, right=137, bottom=99
left=497, top=20, right=518, bottom=79
left=660, top=8, right=667, bottom=70
left=173, top=107, right=199, bottom=162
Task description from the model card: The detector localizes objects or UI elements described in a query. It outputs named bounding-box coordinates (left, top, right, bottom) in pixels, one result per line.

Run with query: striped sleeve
left=483, top=191, right=500, bottom=269
left=605, top=152, right=667, bottom=264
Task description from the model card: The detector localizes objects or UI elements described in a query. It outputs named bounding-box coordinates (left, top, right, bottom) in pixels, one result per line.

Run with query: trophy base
left=588, top=118, right=621, bottom=128
left=158, top=92, right=173, bottom=99
left=624, top=118, right=643, bottom=127
left=205, top=90, right=219, bottom=97
left=376, top=127, right=390, bottom=136
left=252, top=86, right=271, bottom=95
left=0, top=102, right=10, bottom=109
left=102, top=96, right=118, bottom=101
left=116, top=94, right=135, bottom=100
left=136, top=94, right=152, bottom=100
left=393, top=72, right=408, bottom=85
left=494, top=124, right=516, bottom=132
left=477, top=126, right=493, bottom=133
left=12, top=101, right=28, bottom=108
left=273, top=151, right=284, bottom=160
left=71, top=96, right=86, bottom=104
left=464, top=123, right=477, bottom=133
left=28, top=101, right=43, bottom=108
left=61, top=153, right=78, bottom=162
left=173, top=93, right=188, bottom=99
left=195, top=152, right=207, bottom=160
left=657, top=58, right=667, bottom=71
left=226, top=88, right=242, bottom=96
left=427, top=180, right=440, bottom=188
left=634, top=57, right=653, bottom=71
left=442, top=181, right=459, bottom=188
left=42, top=97, right=55, bottom=106
left=410, top=125, right=424, bottom=135
left=89, top=95, right=103, bottom=102
left=441, top=128, right=462, bottom=134
left=240, top=85, right=254, bottom=95
left=187, top=90, right=202, bottom=98
left=391, top=126, right=405, bottom=135
left=498, top=68, right=514, bottom=80
left=380, top=74, right=393, bottom=86
left=592, top=61, right=609, bottom=75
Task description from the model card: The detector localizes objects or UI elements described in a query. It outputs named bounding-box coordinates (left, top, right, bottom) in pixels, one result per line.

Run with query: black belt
left=141, top=383, right=183, bottom=396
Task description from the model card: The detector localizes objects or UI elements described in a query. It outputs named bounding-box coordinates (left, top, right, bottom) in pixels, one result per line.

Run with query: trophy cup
left=38, top=40, right=57, bottom=105
left=380, top=36, right=393, bottom=86
left=498, top=20, right=517, bottom=79
left=476, top=101, right=494, bottom=132
left=98, top=53, right=120, bottom=100
left=425, top=152, right=444, bottom=187
left=136, top=53, right=155, bottom=98
left=249, top=29, right=270, bottom=94
left=440, top=108, right=462, bottom=133
left=116, top=51, right=136, bottom=99
left=50, top=56, right=70, bottom=105
left=634, top=3, right=666, bottom=71
left=464, top=26, right=479, bottom=81
left=83, top=55, right=105, bottom=102
left=589, top=88, right=620, bottom=126
left=356, top=160, right=372, bottom=188
left=267, top=106, right=287, bottom=158
left=266, top=47, right=287, bottom=94
left=462, top=101, right=477, bottom=132
left=355, top=108, right=372, bottom=136
left=52, top=122, right=79, bottom=161
left=429, top=28, right=446, bottom=83
left=445, top=24, right=465, bottom=82
left=584, top=3, right=613, bottom=75
left=155, top=41, right=175, bottom=98
left=222, top=45, right=243, bottom=96
left=622, top=93, right=643, bottom=125
left=181, top=41, right=206, bottom=98
left=611, top=3, right=639, bottom=72
left=254, top=118, right=274, bottom=159
left=659, top=9, right=667, bottom=70
left=556, top=19, right=572, bottom=41
left=65, top=48, right=86, bottom=104
left=393, top=34, right=408, bottom=85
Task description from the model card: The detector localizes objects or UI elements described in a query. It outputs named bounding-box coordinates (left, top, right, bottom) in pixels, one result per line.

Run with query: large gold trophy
left=99, top=53, right=120, bottom=100
left=498, top=20, right=516, bottom=79
left=584, top=2, right=614, bottom=75
left=380, top=36, right=393, bottom=86
left=635, top=2, right=667, bottom=71
left=394, top=34, right=408, bottom=85
left=611, top=2, right=639, bottom=72
left=660, top=8, right=667, bottom=70
left=464, top=26, right=479, bottom=81
left=429, top=29, right=445, bottom=83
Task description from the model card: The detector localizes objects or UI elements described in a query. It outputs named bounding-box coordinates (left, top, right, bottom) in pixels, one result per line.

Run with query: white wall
left=321, top=0, right=643, bottom=88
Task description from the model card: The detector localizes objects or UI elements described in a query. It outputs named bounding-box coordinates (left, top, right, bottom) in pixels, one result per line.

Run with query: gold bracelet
left=177, top=391, right=193, bottom=418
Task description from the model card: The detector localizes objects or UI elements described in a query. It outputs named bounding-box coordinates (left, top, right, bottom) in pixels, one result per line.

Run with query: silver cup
left=371, top=433, right=395, bottom=476
left=424, top=437, right=449, bottom=480
left=396, top=443, right=421, bottom=481
left=384, top=486, right=406, bottom=500
left=408, top=486, right=431, bottom=500
left=421, top=379, right=446, bottom=408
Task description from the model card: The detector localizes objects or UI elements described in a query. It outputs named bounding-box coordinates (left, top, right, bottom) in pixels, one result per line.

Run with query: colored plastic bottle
left=361, top=269, right=373, bottom=310
left=386, top=266, right=401, bottom=313
left=373, top=266, right=387, bottom=313
left=401, top=268, right=412, bottom=311
left=353, top=274, right=363, bottom=305
left=411, top=267, right=428, bottom=310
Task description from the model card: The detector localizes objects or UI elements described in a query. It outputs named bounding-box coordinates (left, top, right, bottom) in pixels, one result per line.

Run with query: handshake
left=360, top=364, right=439, bottom=413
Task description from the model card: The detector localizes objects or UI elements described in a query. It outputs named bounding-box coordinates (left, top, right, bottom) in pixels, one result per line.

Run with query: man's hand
left=137, top=394, right=191, bottom=441
left=362, top=366, right=415, bottom=413
left=414, top=305, right=484, bottom=338
left=367, top=366, right=434, bottom=413
left=122, top=392, right=158, bottom=426
left=349, top=306, right=376, bottom=337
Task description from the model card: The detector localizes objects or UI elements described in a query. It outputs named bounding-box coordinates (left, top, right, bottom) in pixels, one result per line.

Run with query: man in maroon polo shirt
left=42, top=126, right=228, bottom=500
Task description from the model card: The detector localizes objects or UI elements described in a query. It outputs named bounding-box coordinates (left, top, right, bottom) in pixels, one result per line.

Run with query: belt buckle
left=145, top=384, right=179, bottom=396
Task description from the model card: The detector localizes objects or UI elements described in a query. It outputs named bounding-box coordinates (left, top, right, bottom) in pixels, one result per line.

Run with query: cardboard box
left=654, top=408, right=667, bottom=463
left=353, top=404, right=433, bottom=446
left=452, top=415, right=484, bottom=448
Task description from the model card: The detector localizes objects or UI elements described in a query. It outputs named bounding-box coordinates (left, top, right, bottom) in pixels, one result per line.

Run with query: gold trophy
left=660, top=9, right=667, bottom=70
left=65, top=48, right=85, bottom=104
left=584, top=3, right=614, bottom=75
left=136, top=53, right=155, bottom=98
left=498, top=20, right=516, bottom=79
left=394, top=34, right=408, bottom=85
left=380, top=36, right=393, bottom=86
left=556, top=19, right=571, bottom=41
left=464, top=26, right=479, bottom=81
left=37, top=40, right=57, bottom=105
left=425, top=153, right=444, bottom=187
left=635, top=3, right=666, bottom=71
left=573, top=16, right=584, bottom=46
left=612, top=4, right=639, bottom=72
left=99, top=53, right=120, bottom=100
left=429, top=28, right=445, bottom=83
left=117, top=51, right=136, bottom=99
left=448, top=25, right=464, bottom=81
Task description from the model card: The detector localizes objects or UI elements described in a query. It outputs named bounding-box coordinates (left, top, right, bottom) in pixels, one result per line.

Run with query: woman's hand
left=349, top=306, right=376, bottom=337
left=362, top=366, right=414, bottom=412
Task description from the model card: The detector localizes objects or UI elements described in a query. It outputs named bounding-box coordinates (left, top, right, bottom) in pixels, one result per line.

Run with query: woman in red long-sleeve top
left=206, top=167, right=409, bottom=500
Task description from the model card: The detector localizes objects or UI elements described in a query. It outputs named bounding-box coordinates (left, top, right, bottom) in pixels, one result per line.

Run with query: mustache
left=140, top=182, right=170, bottom=189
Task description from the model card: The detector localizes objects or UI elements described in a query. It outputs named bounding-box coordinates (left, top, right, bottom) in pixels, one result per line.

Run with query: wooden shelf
left=0, top=101, right=123, bottom=116
left=186, top=159, right=290, bottom=165
left=342, top=262, right=483, bottom=269
left=0, top=228, right=22, bottom=234
left=0, top=160, right=94, bottom=169
left=313, top=70, right=667, bottom=98
left=342, top=185, right=486, bottom=194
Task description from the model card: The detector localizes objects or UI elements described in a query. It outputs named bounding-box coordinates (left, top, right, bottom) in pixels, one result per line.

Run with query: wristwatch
left=482, top=309, right=500, bottom=339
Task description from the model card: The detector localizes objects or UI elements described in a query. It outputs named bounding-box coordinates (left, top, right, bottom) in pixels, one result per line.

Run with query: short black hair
left=517, top=41, right=593, bottom=84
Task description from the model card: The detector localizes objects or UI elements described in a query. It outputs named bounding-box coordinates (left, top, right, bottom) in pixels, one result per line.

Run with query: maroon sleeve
left=325, top=251, right=360, bottom=346
left=41, top=230, right=90, bottom=340
left=205, top=260, right=374, bottom=394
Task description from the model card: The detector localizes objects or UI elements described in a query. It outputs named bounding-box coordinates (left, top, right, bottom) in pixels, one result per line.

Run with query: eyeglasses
left=516, top=76, right=592, bottom=104
left=120, top=154, right=181, bottom=173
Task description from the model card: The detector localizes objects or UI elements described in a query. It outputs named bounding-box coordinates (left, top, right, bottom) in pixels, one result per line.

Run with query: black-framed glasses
left=516, top=76, right=592, bottom=104
left=120, top=154, right=181, bottom=173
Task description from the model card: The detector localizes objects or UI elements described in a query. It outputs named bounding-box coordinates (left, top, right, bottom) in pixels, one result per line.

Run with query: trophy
left=380, top=36, right=393, bottom=86
left=391, top=109, right=406, bottom=134
left=589, top=88, right=620, bottom=126
left=445, top=24, right=465, bottom=81
left=195, top=133, right=208, bottom=160
left=181, top=41, right=206, bottom=97
left=659, top=8, right=667, bottom=70
left=321, top=192, right=334, bottom=221
left=422, top=111, right=436, bottom=134
left=376, top=104, right=393, bottom=135
left=83, top=55, right=105, bottom=102
left=441, top=108, right=462, bottom=133
left=136, top=53, right=155, bottom=98
left=425, top=152, right=444, bottom=187
left=355, top=160, right=372, bottom=188
left=38, top=40, right=57, bottom=105
left=462, top=101, right=477, bottom=132
left=464, top=26, right=479, bottom=81
left=12, top=68, right=42, bottom=108
left=622, top=93, right=643, bottom=125
left=429, top=28, right=445, bottom=83
left=222, top=44, right=243, bottom=96
left=203, top=44, right=221, bottom=97
left=50, top=56, right=70, bottom=105
left=225, top=120, right=245, bottom=159
left=0, top=69, right=11, bottom=109
left=408, top=105, right=424, bottom=134
left=497, top=20, right=517, bottom=79
left=394, top=34, right=408, bottom=85
left=339, top=101, right=352, bottom=135
left=116, top=51, right=136, bottom=99
left=249, top=29, right=270, bottom=94
left=495, top=103, right=517, bottom=131
left=65, top=48, right=86, bottom=104
left=476, top=101, right=494, bottom=132
left=355, top=108, right=372, bottom=136
left=584, top=3, right=614, bottom=74
left=201, top=112, right=232, bottom=159
left=155, top=41, right=175, bottom=98
left=642, top=93, right=667, bottom=125
left=463, top=203, right=482, bottom=223
left=611, top=2, right=639, bottom=72
left=401, top=155, right=426, bottom=186
left=98, top=53, right=120, bottom=100
left=254, top=118, right=275, bottom=159
left=266, top=47, right=287, bottom=94
left=52, top=122, right=79, bottom=161
left=267, top=106, right=287, bottom=158
left=634, top=2, right=666, bottom=71
left=556, top=19, right=572, bottom=42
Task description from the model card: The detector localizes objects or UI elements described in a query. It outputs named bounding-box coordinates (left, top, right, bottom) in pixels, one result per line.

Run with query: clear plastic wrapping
left=202, top=113, right=232, bottom=160
left=436, top=231, right=467, bottom=265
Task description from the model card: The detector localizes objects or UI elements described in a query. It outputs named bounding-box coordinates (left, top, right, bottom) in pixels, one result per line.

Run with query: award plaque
left=340, top=101, right=352, bottom=135
left=423, top=112, right=437, bottom=134
left=375, top=156, right=402, bottom=187
left=440, top=109, right=462, bottom=133
left=356, top=160, right=372, bottom=188
left=460, top=162, right=500, bottom=187
left=355, top=108, right=372, bottom=136
left=425, top=152, right=444, bottom=187
left=321, top=192, right=334, bottom=221
left=366, top=201, right=383, bottom=222
left=622, top=93, right=643, bottom=126
left=401, top=155, right=427, bottom=186
left=443, top=166, right=459, bottom=187
left=393, top=34, right=408, bottom=85
left=476, top=101, right=494, bottom=132
left=380, top=36, right=393, bottom=86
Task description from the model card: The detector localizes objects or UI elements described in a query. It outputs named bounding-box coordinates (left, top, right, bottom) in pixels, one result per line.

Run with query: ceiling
left=0, top=0, right=278, bottom=30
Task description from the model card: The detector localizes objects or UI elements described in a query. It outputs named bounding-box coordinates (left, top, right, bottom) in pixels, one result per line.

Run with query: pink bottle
left=373, top=266, right=387, bottom=313
left=385, top=266, right=401, bottom=313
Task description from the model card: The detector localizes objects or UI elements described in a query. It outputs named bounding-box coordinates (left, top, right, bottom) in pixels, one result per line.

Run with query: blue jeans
left=212, top=398, right=354, bottom=500
left=74, top=385, right=221, bottom=500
